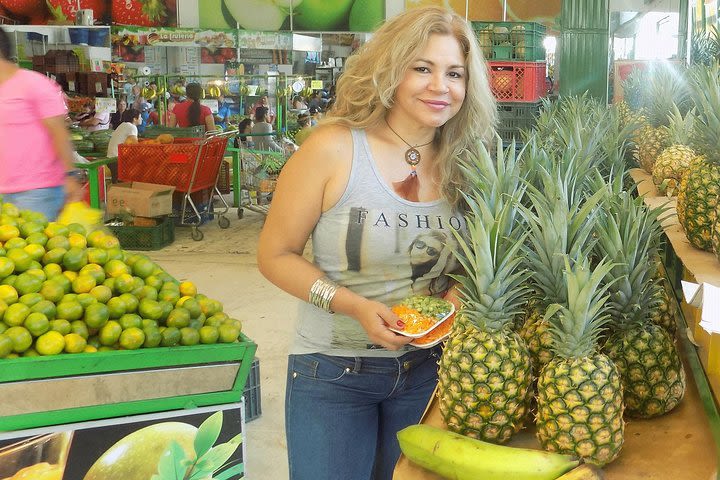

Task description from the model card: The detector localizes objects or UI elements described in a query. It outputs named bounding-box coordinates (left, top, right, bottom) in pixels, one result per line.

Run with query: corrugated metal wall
left=559, top=0, right=610, bottom=101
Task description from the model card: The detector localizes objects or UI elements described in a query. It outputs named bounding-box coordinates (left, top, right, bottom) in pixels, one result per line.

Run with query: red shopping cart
left=118, top=131, right=234, bottom=241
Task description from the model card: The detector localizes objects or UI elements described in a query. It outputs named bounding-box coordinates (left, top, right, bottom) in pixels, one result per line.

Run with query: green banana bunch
left=398, top=425, right=579, bottom=480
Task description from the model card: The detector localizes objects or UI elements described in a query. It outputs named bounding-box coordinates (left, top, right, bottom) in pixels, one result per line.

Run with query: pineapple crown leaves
left=458, top=133, right=527, bottom=213
left=664, top=104, right=697, bottom=147
left=644, top=65, right=692, bottom=127
left=691, top=26, right=720, bottom=66
left=622, top=68, right=648, bottom=111
left=448, top=193, right=531, bottom=332
left=688, top=63, right=720, bottom=162
left=521, top=169, right=606, bottom=305
left=593, top=192, right=665, bottom=330
left=544, top=256, right=618, bottom=359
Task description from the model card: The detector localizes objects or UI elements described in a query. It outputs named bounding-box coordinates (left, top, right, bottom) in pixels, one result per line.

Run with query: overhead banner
left=111, top=27, right=238, bottom=48
left=198, top=0, right=386, bottom=32
left=405, top=0, right=561, bottom=29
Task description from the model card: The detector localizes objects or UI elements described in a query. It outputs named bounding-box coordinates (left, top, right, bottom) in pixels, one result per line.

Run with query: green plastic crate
left=473, top=21, right=547, bottom=61
left=0, top=336, right=257, bottom=431
left=496, top=102, right=542, bottom=144
left=107, top=216, right=175, bottom=251
left=497, top=101, right=543, bottom=120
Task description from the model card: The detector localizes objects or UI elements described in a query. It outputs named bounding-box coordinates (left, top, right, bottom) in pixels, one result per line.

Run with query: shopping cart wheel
left=237, top=208, right=244, bottom=219
left=218, top=216, right=230, bottom=229
left=191, top=227, right=204, bottom=241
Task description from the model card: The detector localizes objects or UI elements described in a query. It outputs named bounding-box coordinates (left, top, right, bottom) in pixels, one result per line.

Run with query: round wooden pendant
left=405, top=148, right=421, bottom=166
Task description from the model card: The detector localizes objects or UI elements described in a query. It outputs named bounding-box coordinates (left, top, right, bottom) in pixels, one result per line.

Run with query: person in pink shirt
left=0, top=27, right=81, bottom=220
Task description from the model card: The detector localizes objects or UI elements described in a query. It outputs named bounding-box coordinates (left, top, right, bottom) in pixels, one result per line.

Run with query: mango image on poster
left=222, top=0, right=300, bottom=30
left=83, top=423, right=197, bottom=480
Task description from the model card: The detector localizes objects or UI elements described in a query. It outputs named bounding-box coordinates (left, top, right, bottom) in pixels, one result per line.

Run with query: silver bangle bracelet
left=309, top=276, right=339, bottom=314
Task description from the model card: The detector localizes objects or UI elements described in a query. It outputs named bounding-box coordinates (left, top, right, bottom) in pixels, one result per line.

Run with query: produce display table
left=394, top=170, right=720, bottom=479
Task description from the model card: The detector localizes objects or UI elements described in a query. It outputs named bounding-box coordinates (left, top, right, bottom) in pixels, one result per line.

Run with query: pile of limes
left=0, top=202, right=243, bottom=358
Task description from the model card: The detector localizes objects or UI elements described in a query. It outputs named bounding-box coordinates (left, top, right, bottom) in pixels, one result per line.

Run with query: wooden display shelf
left=394, top=332, right=718, bottom=479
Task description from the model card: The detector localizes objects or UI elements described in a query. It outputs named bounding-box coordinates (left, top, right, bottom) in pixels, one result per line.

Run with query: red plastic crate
left=118, top=136, right=229, bottom=194
left=488, top=61, right=547, bottom=102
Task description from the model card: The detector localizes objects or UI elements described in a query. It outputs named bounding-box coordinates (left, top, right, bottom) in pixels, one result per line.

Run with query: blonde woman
left=257, top=6, right=496, bottom=480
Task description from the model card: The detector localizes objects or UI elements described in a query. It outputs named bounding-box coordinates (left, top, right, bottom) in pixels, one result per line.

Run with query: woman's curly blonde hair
left=323, top=6, right=497, bottom=208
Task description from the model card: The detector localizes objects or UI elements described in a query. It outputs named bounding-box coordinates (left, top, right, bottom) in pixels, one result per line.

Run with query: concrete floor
left=145, top=206, right=291, bottom=479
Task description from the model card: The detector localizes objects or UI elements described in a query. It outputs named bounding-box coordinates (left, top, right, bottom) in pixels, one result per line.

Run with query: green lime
left=24, top=312, right=49, bottom=337
left=84, top=303, right=109, bottom=329
left=99, top=321, right=122, bottom=346
left=49, top=319, right=72, bottom=335
left=180, top=327, right=200, bottom=346
left=199, top=325, right=219, bottom=344
left=142, top=327, right=162, bottom=348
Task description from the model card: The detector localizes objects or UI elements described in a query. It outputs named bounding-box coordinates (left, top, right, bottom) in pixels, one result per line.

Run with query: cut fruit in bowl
left=388, top=295, right=454, bottom=338
left=410, top=311, right=455, bottom=348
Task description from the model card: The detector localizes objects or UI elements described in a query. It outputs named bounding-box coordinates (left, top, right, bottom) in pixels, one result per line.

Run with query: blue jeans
left=3, top=186, right=65, bottom=221
left=285, top=347, right=441, bottom=480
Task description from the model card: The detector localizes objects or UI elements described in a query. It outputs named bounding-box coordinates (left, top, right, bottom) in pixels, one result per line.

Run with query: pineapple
left=678, top=64, right=720, bottom=252
left=536, top=256, right=624, bottom=466
left=649, top=262, right=678, bottom=337
left=652, top=106, right=699, bottom=196
left=437, top=141, right=532, bottom=444
left=520, top=165, right=605, bottom=375
left=634, top=66, right=690, bottom=174
left=596, top=192, right=685, bottom=418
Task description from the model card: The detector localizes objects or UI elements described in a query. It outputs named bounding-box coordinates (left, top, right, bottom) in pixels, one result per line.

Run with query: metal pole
left=503, top=0, right=507, bottom=21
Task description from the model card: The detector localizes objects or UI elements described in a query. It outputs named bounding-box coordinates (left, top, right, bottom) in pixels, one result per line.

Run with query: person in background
left=292, top=95, right=307, bottom=110
left=169, top=82, right=216, bottom=132
left=130, top=84, right=145, bottom=111
left=292, top=113, right=313, bottom=146
left=214, top=93, right=231, bottom=130
left=237, top=117, right=254, bottom=147
left=253, top=94, right=275, bottom=123
left=78, top=104, right=110, bottom=132
left=106, top=108, right=142, bottom=181
left=251, top=106, right=282, bottom=151
left=307, top=91, right=321, bottom=111
left=110, top=97, right=127, bottom=129
left=256, top=6, right=496, bottom=479
left=307, top=106, right=321, bottom=127
left=123, top=76, right=136, bottom=104
left=0, top=26, right=82, bottom=220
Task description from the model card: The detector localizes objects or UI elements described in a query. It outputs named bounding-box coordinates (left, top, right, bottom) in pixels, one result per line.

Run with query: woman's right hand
left=352, top=298, right=413, bottom=351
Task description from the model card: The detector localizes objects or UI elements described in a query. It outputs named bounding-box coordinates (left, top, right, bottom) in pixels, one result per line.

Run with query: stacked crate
left=473, top=22, right=548, bottom=145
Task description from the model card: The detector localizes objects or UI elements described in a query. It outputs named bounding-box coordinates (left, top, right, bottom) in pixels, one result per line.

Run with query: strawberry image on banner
left=0, top=0, right=51, bottom=25
left=47, top=0, right=110, bottom=24
left=111, top=0, right=176, bottom=27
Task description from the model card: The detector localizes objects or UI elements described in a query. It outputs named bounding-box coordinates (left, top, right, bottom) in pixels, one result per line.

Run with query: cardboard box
left=106, top=182, right=175, bottom=217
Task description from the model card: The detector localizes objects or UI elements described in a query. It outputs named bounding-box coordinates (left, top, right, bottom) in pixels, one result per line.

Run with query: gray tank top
left=291, top=129, right=464, bottom=357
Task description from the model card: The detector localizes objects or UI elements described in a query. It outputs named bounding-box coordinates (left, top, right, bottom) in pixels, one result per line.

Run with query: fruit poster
left=0, top=0, right=177, bottom=27
left=405, top=0, right=561, bottom=29
left=0, top=404, right=244, bottom=480
left=198, top=0, right=386, bottom=33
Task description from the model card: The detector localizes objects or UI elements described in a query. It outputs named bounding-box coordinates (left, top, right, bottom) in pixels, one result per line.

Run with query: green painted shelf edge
left=0, top=335, right=256, bottom=383
left=0, top=336, right=257, bottom=432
